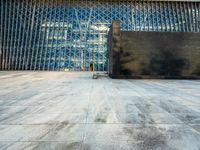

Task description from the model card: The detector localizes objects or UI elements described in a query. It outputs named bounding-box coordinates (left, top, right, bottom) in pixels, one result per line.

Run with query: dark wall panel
left=108, top=22, right=200, bottom=78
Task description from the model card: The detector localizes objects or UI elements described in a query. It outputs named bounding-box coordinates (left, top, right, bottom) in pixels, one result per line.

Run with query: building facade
left=0, top=0, right=199, bottom=71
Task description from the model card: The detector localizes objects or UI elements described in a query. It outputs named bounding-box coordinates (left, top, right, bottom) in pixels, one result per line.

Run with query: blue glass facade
left=0, top=0, right=199, bottom=71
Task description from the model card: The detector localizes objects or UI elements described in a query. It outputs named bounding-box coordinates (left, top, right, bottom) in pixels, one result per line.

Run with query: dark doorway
left=90, top=63, right=93, bottom=71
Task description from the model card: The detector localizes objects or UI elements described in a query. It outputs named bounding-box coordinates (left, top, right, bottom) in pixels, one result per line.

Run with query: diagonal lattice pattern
left=0, top=0, right=200, bottom=71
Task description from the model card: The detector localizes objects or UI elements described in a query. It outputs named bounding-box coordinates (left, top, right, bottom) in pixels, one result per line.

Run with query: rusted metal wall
left=108, top=21, right=200, bottom=79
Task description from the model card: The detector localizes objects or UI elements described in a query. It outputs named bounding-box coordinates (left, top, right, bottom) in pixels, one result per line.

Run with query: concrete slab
left=0, top=71, right=200, bottom=150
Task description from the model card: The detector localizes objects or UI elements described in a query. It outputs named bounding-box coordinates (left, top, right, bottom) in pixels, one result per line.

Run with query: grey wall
left=108, top=21, right=200, bottom=79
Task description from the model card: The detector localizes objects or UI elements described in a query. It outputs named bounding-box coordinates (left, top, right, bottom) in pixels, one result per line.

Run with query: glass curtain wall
left=0, top=0, right=199, bottom=71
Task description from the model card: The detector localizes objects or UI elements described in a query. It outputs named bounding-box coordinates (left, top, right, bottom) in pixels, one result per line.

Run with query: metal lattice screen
left=0, top=0, right=199, bottom=71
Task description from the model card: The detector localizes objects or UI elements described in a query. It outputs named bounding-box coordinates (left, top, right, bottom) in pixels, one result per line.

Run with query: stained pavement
left=0, top=72, right=200, bottom=150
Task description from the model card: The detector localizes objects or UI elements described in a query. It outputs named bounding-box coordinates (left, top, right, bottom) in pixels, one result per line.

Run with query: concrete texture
left=1, top=71, right=200, bottom=150
left=108, top=21, right=200, bottom=79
